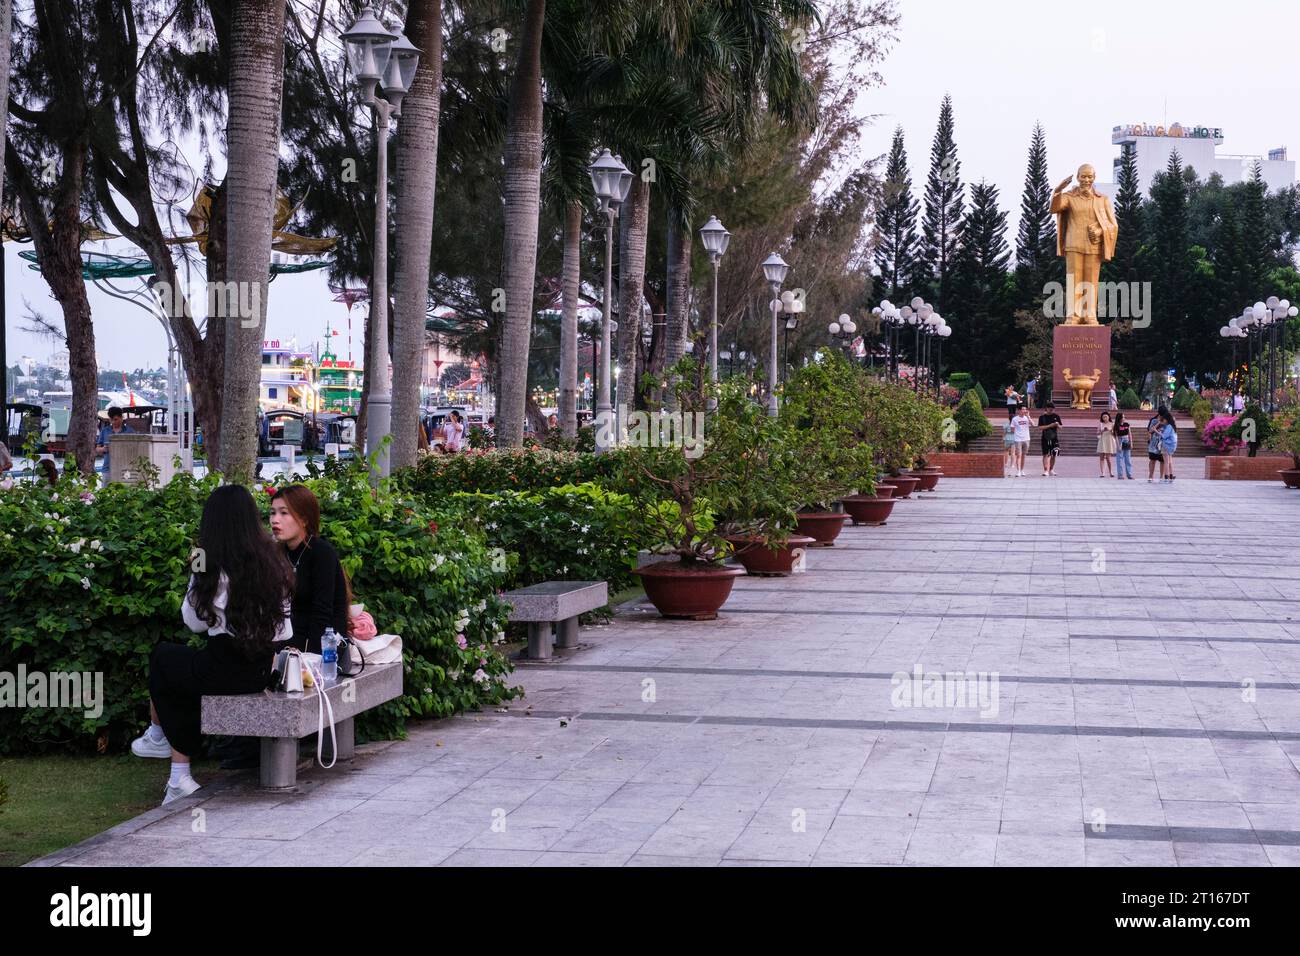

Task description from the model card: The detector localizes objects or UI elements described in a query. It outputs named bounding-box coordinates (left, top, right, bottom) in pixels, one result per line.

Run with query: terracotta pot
left=887, top=475, right=920, bottom=498
left=1280, top=469, right=1300, bottom=489
left=724, top=534, right=817, bottom=576
left=794, top=511, right=849, bottom=547
left=913, top=471, right=943, bottom=492
left=840, top=495, right=897, bottom=526
left=874, top=483, right=898, bottom=498
left=633, top=562, right=747, bottom=620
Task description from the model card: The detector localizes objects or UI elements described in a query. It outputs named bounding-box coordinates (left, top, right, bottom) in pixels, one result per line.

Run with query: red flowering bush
left=1202, top=415, right=1242, bottom=453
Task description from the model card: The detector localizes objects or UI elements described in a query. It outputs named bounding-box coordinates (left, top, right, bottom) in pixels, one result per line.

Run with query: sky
left=6, top=0, right=1300, bottom=373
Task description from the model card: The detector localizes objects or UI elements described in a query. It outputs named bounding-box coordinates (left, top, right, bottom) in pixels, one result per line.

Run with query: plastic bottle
left=321, top=627, right=338, bottom=685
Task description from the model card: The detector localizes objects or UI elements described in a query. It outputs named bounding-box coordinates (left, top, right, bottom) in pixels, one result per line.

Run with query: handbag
left=270, top=647, right=304, bottom=693
left=337, top=634, right=365, bottom=678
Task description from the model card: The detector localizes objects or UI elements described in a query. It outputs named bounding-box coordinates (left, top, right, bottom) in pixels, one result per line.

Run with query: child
left=1002, top=416, right=1017, bottom=477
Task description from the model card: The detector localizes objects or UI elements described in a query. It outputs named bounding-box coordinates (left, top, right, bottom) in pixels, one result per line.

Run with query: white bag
left=357, top=632, right=402, bottom=665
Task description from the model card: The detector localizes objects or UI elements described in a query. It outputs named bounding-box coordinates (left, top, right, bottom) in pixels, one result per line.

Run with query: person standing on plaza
left=1108, top=384, right=1118, bottom=411
left=1233, top=391, right=1245, bottom=415
left=1002, top=415, right=1017, bottom=477
left=1011, top=403, right=1033, bottom=477
left=443, top=410, right=464, bottom=452
left=95, top=406, right=134, bottom=477
left=1038, top=402, right=1063, bottom=476
left=1026, top=376, right=1037, bottom=410
left=1096, top=412, right=1116, bottom=477
left=1146, top=407, right=1166, bottom=482
left=1158, top=408, right=1179, bottom=481
left=1004, top=385, right=1021, bottom=421
left=1113, top=412, right=1134, bottom=479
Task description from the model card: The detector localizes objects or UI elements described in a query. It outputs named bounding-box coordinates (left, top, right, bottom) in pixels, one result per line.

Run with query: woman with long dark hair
left=270, top=484, right=350, bottom=653
left=131, top=485, right=294, bottom=804
left=1158, top=408, right=1179, bottom=481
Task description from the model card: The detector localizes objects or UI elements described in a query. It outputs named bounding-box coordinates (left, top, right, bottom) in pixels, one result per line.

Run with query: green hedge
left=0, top=463, right=518, bottom=755
left=953, top=389, right=993, bottom=444
left=972, top=382, right=990, bottom=408
left=396, top=448, right=624, bottom=497
left=1119, top=387, right=1141, bottom=409
left=450, top=483, right=643, bottom=595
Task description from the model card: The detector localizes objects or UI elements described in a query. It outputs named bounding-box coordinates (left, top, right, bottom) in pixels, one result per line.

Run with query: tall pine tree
left=1147, top=150, right=1193, bottom=378
left=951, top=181, right=1013, bottom=385
left=873, top=126, right=919, bottom=302
left=917, top=95, right=964, bottom=309
left=1014, top=122, right=1057, bottom=308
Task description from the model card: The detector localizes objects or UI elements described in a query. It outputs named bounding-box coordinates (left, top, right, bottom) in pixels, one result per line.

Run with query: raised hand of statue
left=1056, top=175, right=1073, bottom=192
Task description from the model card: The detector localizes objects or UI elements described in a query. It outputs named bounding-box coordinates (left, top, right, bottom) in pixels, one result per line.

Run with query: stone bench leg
left=332, top=717, right=355, bottom=762
left=527, top=622, right=553, bottom=660
left=260, top=737, right=299, bottom=790
left=556, top=616, right=580, bottom=650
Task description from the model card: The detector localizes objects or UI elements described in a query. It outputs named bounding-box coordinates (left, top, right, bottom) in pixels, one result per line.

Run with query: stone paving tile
left=42, top=478, right=1300, bottom=867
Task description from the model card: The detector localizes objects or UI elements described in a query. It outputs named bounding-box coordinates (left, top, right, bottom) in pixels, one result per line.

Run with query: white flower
left=69, top=540, right=84, bottom=554
left=475, top=600, right=487, bottom=612
left=80, top=577, right=91, bottom=590
left=90, top=540, right=102, bottom=551
left=472, top=668, right=488, bottom=684
left=580, top=525, right=590, bottom=533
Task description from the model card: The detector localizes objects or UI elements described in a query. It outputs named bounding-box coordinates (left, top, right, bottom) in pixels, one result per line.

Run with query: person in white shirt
left=443, top=410, right=465, bottom=452
left=130, top=486, right=294, bottom=805
left=1010, top=404, right=1033, bottom=477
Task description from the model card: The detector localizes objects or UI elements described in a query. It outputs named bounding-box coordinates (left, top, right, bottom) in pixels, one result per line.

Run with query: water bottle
left=321, top=627, right=338, bottom=686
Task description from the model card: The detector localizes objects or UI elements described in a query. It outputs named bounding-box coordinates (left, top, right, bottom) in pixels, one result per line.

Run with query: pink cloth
left=350, top=610, right=378, bottom=641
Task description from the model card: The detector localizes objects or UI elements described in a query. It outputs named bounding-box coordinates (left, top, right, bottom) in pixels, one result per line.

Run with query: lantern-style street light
left=588, top=149, right=633, bottom=451
left=762, top=253, right=790, bottom=416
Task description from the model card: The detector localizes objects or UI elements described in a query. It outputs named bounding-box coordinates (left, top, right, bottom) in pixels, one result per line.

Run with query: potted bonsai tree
left=782, top=350, right=877, bottom=543
left=1228, top=403, right=1274, bottom=457
left=1267, top=405, right=1300, bottom=487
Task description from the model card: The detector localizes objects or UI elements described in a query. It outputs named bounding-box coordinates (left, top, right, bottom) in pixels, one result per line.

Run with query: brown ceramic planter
left=1280, top=469, right=1300, bottom=489
left=724, top=534, right=817, bottom=576
left=633, top=562, right=746, bottom=620
left=874, top=482, right=898, bottom=498
left=794, top=512, right=849, bottom=547
left=887, top=475, right=920, bottom=498
left=840, top=495, right=897, bottom=526
left=913, top=471, right=943, bottom=492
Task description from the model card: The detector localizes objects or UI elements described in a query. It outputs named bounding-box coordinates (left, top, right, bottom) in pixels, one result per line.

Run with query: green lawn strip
left=0, top=755, right=216, bottom=867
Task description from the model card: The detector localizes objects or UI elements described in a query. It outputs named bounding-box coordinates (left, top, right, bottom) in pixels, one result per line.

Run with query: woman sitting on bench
left=270, top=485, right=350, bottom=653
left=131, top=485, right=295, bottom=805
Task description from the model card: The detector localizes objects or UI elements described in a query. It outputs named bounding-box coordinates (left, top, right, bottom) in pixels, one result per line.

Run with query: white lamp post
left=588, top=149, right=633, bottom=452
left=699, top=216, right=731, bottom=397
left=343, top=7, right=419, bottom=481
left=762, top=253, right=789, bottom=416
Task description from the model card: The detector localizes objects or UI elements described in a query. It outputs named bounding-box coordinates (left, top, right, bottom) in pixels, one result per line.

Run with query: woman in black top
left=1112, top=412, right=1134, bottom=479
left=269, top=484, right=350, bottom=653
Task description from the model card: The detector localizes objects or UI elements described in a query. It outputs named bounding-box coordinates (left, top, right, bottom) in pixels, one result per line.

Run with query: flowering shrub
left=1202, top=415, right=1242, bottom=453
left=451, top=483, right=643, bottom=594
left=0, top=463, right=518, bottom=754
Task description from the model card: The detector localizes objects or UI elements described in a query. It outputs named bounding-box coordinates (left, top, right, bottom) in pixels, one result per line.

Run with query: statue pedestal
left=1052, top=325, right=1111, bottom=409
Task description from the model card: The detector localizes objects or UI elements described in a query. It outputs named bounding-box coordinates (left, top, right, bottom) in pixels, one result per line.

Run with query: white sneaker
left=131, top=728, right=173, bottom=759
left=162, top=776, right=201, bottom=805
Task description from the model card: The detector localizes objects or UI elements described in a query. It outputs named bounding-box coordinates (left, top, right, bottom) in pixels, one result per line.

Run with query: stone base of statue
left=1052, top=324, right=1111, bottom=409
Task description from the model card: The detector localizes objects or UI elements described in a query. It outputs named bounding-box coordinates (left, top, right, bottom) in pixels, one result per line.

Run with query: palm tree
left=495, top=0, right=547, bottom=448
left=390, top=0, right=444, bottom=470
left=218, top=0, right=287, bottom=481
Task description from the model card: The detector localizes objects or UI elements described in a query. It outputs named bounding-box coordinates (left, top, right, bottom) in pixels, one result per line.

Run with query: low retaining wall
left=1204, top=455, right=1295, bottom=480
left=926, top=451, right=1004, bottom=478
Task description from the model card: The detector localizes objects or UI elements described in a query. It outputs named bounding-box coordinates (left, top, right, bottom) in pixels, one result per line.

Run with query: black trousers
left=149, top=637, right=269, bottom=759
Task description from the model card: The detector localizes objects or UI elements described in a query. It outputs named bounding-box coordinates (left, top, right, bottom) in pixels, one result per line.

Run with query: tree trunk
left=559, top=200, right=581, bottom=437
left=218, top=0, right=286, bottom=482
left=390, top=0, right=444, bottom=471
left=495, top=0, right=547, bottom=448
left=617, top=176, right=650, bottom=411
left=662, top=206, right=692, bottom=408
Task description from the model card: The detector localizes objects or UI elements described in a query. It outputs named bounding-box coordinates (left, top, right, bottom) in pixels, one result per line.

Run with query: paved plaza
left=35, top=477, right=1300, bottom=867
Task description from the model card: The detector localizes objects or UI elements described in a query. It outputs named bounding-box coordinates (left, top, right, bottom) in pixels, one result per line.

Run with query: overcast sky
left=6, top=0, right=1300, bottom=372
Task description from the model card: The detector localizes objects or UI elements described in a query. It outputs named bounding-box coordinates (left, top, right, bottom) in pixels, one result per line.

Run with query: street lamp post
left=761, top=253, right=789, bottom=416
left=699, top=216, right=731, bottom=399
left=588, top=149, right=633, bottom=452
left=343, top=7, right=420, bottom=481
left=828, top=313, right=857, bottom=360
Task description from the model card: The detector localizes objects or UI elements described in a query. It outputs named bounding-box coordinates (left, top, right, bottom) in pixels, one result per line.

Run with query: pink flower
left=80, top=491, right=95, bottom=503
left=455, top=633, right=468, bottom=649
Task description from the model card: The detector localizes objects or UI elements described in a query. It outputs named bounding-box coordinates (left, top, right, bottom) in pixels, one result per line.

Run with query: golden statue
left=1051, top=164, right=1118, bottom=325
left=1061, top=367, right=1102, bottom=410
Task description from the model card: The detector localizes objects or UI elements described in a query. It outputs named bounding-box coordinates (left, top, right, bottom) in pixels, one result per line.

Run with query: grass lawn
left=0, top=755, right=216, bottom=867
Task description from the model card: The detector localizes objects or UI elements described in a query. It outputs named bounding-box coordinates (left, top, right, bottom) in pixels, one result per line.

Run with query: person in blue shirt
left=1158, top=408, right=1178, bottom=481
left=95, top=406, right=134, bottom=476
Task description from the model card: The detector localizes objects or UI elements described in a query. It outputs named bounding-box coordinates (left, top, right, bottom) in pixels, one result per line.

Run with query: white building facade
left=1109, top=123, right=1295, bottom=194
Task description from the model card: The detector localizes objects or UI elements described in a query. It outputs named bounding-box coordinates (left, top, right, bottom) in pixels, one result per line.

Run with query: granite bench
left=504, top=581, right=608, bottom=660
left=200, top=662, right=403, bottom=790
